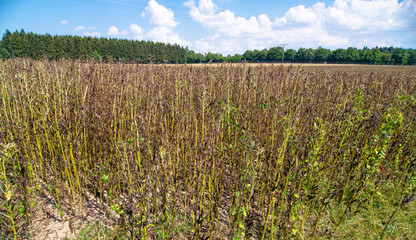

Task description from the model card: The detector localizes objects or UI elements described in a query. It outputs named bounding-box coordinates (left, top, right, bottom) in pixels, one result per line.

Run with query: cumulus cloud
left=142, top=0, right=178, bottom=27
left=74, top=26, right=96, bottom=31
left=185, top=0, right=271, bottom=37
left=141, top=0, right=189, bottom=46
left=284, top=0, right=414, bottom=31
left=285, top=3, right=325, bottom=25
left=130, top=24, right=144, bottom=40
left=83, top=31, right=101, bottom=37
left=185, top=0, right=416, bottom=54
left=106, top=26, right=129, bottom=37
left=74, top=26, right=87, bottom=31
left=146, top=27, right=190, bottom=46
left=60, top=20, right=68, bottom=24
left=107, top=26, right=119, bottom=35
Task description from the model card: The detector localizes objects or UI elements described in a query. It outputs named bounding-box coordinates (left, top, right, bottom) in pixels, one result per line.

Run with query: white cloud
left=106, top=26, right=129, bottom=37
left=185, top=0, right=284, bottom=38
left=130, top=24, right=144, bottom=40
left=74, top=26, right=96, bottom=31
left=194, top=34, right=244, bottom=53
left=145, top=27, right=190, bottom=46
left=60, top=20, right=68, bottom=24
left=285, top=3, right=325, bottom=25
left=74, top=26, right=86, bottom=31
left=107, top=26, right=119, bottom=35
left=140, top=0, right=189, bottom=46
left=142, top=0, right=178, bottom=27
left=284, top=0, right=413, bottom=31
left=328, top=0, right=403, bottom=30
left=83, top=31, right=101, bottom=37
left=185, top=0, right=416, bottom=54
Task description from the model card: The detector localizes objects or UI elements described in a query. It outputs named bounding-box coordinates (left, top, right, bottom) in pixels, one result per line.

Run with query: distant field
left=168, top=62, right=416, bottom=74
left=1, top=59, right=416, bottom=239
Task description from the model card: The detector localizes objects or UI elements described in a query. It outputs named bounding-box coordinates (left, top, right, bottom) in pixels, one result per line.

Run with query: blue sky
left=0, top=0, right=415, bottom=54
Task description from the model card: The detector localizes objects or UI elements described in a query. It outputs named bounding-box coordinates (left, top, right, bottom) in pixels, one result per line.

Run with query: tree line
left=237, top=46, right=415, bottom=65
left=1, top=29, right=415, bottom=65
left=0, top=29, right=188, bottom=63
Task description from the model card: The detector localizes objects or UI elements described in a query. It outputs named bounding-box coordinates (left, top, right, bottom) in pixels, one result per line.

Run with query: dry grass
left=181, top=62, right=416, bottom=74
left=1, top=59, right=415, bottom=239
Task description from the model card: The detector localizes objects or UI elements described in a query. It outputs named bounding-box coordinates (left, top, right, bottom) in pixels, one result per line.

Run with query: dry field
left=183, top=62, right=416, bottom=74
left=1, top=59, right=416, bottom=239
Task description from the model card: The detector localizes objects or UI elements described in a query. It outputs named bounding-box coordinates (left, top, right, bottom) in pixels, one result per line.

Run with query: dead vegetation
left=1, top=59, right=416, bottom=239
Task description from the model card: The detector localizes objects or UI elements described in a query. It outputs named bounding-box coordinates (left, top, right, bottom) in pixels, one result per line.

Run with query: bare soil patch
left=29, top=181, right=115, bottom=240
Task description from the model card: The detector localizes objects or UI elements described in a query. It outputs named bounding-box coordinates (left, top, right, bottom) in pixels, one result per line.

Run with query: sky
left=0, top=0, right=415, bottom=54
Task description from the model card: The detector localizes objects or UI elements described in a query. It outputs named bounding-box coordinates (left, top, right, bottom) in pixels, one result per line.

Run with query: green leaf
left=242, top=207, right=247, bottom=217
left=232, top=206, right=238, bottom=215
left=102, top=174, right=109, bottom=183
left=19, top=205, right=25, bottom=215
left=292, top=228, right=298, bottom=234
left=112, top=204, right=120, bottom=212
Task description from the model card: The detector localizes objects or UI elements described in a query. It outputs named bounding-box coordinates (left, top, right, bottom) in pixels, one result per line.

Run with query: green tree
left=10, top=30, right=24, bottom=57
left=0, top=47, right=10, bottom=59
left=330, top=48, right=347, bottom=63
left=224, top=54, right=231, bottom=62
left=371, top=48, right=382, bottom=64
left=0, top=42, right=11, bottom=59
left=186, top=50, right=197, bottom=63
left=18, top=29, right=29, bottom=57
left=4, top=29, right=415, bottom=65
left=381, top=52, right=392, bottom=65
left=284, top=49, right=296, bottom=62
left=304, top=48, right=315, bottom=62
left=1, top=29, right=12, bottom=53
left=267, top=47, right=283, bottom=62
left=205, top=52, right=218, bottom=63
left=359, top=48, right=371, bottom=64
left=256, top=49, right=268, bottom=62
left=346, top=47, right=359, bottom=63
left=232, top=54, right=242, bottom=63
left=295, top=48, right=306, bottom=62
left=407, top=49, right=416, bottom=65
left=218, top=54, right=226, bottom=63
left=314, top=47, right=330, bottom=63
left=196, top=53, right=205, bottom=63
left=392, top=48, right=408, bottom=65
left=90, top=50, right=102, bottom=62
left=243, top=50, right=255, bottom=62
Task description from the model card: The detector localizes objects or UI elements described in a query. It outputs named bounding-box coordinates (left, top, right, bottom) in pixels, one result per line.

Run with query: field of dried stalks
left=1, top=59, right=416, bottom=239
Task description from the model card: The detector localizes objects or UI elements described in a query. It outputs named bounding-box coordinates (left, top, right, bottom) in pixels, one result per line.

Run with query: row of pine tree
left=1, top=29, right=415, bottom=64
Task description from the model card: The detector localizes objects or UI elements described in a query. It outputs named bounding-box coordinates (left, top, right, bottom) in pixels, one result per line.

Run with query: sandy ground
left=29, top=181, right=115, bottom=240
